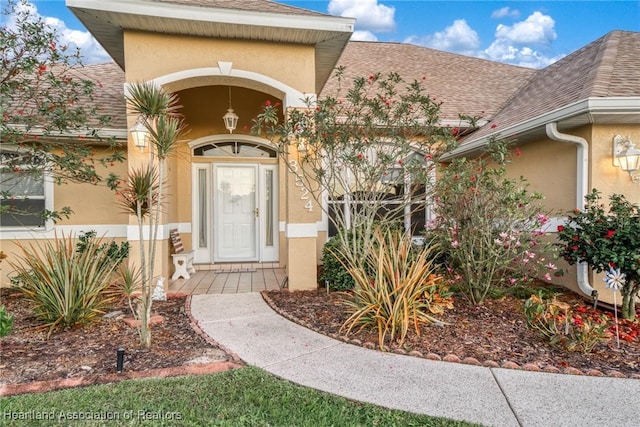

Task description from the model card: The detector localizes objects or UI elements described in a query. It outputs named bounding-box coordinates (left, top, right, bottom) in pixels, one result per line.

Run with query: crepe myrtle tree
left=557, top=190, right=640, bottom=320
left=252, top=67, right=466, bottom=268
left=115, top=82, right=185, bottom=347
left=1, top=0, right=123, bottom=225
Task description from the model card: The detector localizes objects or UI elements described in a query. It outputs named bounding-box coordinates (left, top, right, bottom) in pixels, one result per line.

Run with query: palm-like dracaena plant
left=119, top=82, right=186, bottom=347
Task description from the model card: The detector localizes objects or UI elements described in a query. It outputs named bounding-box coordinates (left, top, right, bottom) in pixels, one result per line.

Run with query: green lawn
left=1, top=367, right=481, bottom=426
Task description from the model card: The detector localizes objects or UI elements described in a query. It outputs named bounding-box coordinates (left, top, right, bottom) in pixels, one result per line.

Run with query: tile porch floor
left=167, top=264, right=286, bottom=295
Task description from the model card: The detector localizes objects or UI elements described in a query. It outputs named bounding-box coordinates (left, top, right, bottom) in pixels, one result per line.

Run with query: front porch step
left=194, top=262, right=282, bottom=272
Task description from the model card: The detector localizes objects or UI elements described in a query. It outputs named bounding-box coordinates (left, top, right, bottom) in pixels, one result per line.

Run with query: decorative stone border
left=1, top=361, right=242, bottom=397
left=260, top=291, right=640, bottom=380
left=1, top=294, right=245, bottom=397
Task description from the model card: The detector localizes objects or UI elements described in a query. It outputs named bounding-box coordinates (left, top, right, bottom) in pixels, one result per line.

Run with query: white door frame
left=191, top=162, right=278, bottom=263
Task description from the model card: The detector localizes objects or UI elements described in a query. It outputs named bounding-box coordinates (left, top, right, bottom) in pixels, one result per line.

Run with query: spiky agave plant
left=339, top=227, right=449, bottom=349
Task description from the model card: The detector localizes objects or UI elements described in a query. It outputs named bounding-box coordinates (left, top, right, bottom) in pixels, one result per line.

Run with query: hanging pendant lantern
left=223, top=86, right=239, bottom=133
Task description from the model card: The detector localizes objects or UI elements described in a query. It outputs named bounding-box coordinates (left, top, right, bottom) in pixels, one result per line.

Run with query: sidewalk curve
left=190, top=293, right=640, bottom=427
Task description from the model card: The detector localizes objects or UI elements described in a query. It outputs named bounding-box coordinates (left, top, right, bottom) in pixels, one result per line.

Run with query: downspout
left=545, top=122, right=598, bottom=303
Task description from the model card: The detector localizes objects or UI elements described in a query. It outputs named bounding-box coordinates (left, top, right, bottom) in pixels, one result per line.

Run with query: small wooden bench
left=169, top=228, right=196, bottom=280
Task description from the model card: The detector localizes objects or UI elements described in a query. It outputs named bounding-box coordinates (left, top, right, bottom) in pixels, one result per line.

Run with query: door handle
left=254, top=208, right=259, bottom=218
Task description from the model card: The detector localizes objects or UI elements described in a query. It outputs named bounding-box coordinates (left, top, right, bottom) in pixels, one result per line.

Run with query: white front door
left=214, top=164, right=258, bottom=261
left=192, top=162, right=278, bottom=264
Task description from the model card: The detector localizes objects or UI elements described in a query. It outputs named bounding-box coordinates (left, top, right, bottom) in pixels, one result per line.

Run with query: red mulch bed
left=0, top=288, right=242, bottom=395
left=262, top=286, right=640, bottom=378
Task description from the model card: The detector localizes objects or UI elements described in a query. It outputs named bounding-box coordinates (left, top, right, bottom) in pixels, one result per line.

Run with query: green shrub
left=0, top=305, right=14, bottom=338
left=9, top=234, right=124, bottom=336
left=76, top=230, right=130, bottom=270
left=321, top=234, right=356, bottom=291
left=340, top=227, right=451, bottom=348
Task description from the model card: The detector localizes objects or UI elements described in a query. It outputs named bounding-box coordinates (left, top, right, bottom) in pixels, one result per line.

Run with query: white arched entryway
left=148, top=62, right=315, bottom=109
left=189, top=135, right=279, bottom=264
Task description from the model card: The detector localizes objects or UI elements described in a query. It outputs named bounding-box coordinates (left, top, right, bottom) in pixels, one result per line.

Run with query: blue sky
left=11, top=0, right=640, bottom=68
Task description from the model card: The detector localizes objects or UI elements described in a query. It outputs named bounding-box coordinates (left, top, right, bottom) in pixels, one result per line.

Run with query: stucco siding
left=123, top=31, right=316, bottom=93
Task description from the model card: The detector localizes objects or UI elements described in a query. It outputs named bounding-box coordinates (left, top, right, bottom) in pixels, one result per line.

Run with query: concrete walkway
left=190, top=293, right=640, bottom=427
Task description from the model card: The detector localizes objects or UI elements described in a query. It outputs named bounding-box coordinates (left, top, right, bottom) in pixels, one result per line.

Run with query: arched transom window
left=193, top=141, right=276, bottom=158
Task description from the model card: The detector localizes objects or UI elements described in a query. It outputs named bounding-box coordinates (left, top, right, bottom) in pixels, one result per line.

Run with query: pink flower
left=543, top=274, right=552, bottom=281
left=451, top=240, right=459, bottom=248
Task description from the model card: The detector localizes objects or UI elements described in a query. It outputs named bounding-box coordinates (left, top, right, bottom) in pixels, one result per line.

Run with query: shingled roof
left=325, top=41, right=535, bottom=122
left=151, top=0, right=327, bottom=16
left=464, top=30, right=640, bottom=142
left=54, top=30, right=639, bottom=140
left=73, top=62, right=127, bottom=130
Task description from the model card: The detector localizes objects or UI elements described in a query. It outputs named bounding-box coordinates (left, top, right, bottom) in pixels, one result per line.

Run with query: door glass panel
left=216, top=166, right=257, bottom=260
left=265, top=169, right=274, bottom=247
left=198, top=168, right=207, bottom=248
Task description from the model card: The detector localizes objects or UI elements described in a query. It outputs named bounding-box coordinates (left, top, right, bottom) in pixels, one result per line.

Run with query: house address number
left=288, top=160, right=313, bottom=211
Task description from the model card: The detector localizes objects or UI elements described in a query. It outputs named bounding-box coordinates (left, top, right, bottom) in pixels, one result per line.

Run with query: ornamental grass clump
left=8, top=233, right=126, bottom=336
left=556, top=190, right=640, bottom=320
left=339, top=227, right=451, bottom=349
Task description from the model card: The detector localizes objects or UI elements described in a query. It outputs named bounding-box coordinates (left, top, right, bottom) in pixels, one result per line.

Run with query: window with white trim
left=327, top=149, right=434, bottom=237
left=0, top=150, right=48, bottom=227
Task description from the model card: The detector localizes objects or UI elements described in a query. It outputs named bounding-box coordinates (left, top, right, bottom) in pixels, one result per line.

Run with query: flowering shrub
left=524, top=295, right=612, bottom=353
left=252, top=69, right=458, bottom=273
left=429, top=139, right=559, bottom=305
left=556, top=190, right=640, bottom=320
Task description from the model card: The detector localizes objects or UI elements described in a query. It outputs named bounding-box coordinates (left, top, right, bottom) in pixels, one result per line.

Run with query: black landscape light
left=116, top=348, right=125, bottom=373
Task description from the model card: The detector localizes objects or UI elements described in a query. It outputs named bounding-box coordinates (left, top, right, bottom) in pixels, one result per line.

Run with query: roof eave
left=444, top=97, right=640, bottom=159
left=66, top=0, right=355, bottom=90
left=5, top=124, right=128, bottom=141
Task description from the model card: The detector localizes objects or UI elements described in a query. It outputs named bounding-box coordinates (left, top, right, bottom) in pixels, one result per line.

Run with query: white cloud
left=491, top=7, right=520, bottom=19
left=9, top=1, right=110, bottom=64
left=482, top=39, right=563, bottom=68
left=351, top=30, right=378, bottom=42
left=495, top=11, right=557, bottom=45
left=404, top=20, right=480, bottom=56
left=481, top=11, right=560, bottom=68
left=328, top=0, right=395, bottom=33
left=402, top=11, right=562, bottom=69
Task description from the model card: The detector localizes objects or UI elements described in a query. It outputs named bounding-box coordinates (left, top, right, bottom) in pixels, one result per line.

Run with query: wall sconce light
left=613, top=135, right=640, bottom=182
left=129, top=116, right=149, bottom=151
left=223, top=86, right=239, bottom=133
